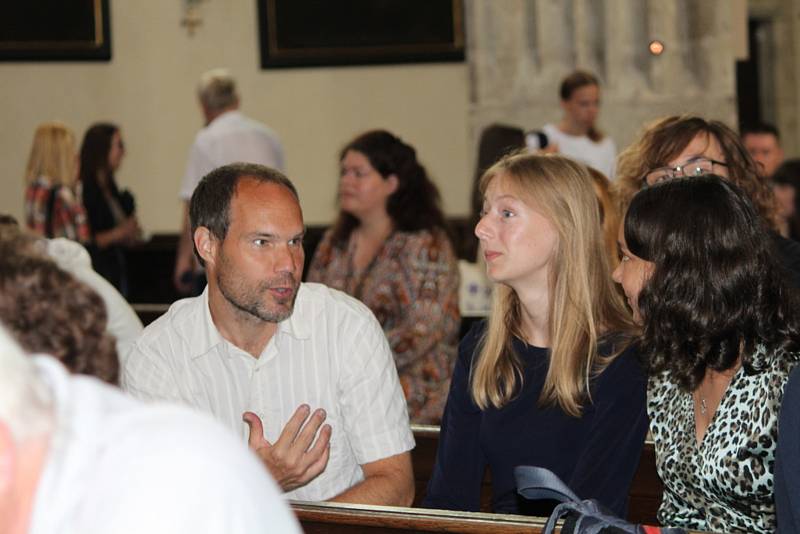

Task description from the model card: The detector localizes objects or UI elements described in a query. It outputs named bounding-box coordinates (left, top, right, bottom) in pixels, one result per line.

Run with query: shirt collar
left=194, top=284, right=313, bottom=360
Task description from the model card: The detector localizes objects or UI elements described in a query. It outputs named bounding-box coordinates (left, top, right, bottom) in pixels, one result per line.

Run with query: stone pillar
left=466, top=0, right=739, bottom=164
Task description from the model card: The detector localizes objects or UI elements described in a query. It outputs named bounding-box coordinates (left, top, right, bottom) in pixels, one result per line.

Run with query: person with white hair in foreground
left=0, top=325, right=300, bottom=534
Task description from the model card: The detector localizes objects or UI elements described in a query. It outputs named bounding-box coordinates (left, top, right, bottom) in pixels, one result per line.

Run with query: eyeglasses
left=643, top=157, right=728, bottom=185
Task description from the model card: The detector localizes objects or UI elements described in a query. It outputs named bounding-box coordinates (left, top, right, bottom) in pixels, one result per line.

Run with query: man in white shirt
left=0, top=325, right=300, bottom=534
left=124, top=163, right=415, bottom=504
left=174, top=68, right=285, bottom=294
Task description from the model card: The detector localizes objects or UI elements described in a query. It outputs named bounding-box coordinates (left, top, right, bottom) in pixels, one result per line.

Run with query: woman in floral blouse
left=308, top=129, right=460, bottom=423
left=24, top=122, right=90, bottom=243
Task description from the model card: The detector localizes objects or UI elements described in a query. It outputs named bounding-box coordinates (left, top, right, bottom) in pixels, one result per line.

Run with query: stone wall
left=465, top=0, right=743, bottom=165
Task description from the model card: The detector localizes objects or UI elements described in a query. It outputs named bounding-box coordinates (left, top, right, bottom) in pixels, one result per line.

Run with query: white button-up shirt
left=179, top=109, right=285, bottom=200
left=122, top=283, right=415, bottom=501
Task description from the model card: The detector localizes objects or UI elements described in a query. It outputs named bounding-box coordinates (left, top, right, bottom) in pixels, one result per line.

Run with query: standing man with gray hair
left=174, top=68, right=285, bottom=294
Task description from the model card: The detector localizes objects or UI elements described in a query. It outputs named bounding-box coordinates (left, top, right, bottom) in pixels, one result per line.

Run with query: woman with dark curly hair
left=307, top=129, right=459, bottom=423
left=0, top=237, right=119, bottom=384
left=79, top=123, right=141, bottom=295
left=613, top=175, right=800, bottom=533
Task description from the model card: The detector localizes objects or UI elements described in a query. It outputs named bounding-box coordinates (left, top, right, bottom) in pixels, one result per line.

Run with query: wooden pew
left=410, top=424, right=663, bottom=525
left=292, top=501, right=551, bottom=533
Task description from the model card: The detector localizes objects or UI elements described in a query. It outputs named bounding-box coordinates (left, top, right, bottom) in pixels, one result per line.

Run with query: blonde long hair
left=25, top=122, right=77, bottom=187
left=471, top=154, right=633, bottom=416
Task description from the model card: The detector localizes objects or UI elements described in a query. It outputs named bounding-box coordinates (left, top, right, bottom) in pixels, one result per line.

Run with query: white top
left=179, top=110, right=286, bottom=200
left=122, top=282, right=415, bottom=502
left=45, top=238, right=143, bottom=359
left=540, top=123, right=617, bottom=179
left=29, top=356, right=300, bottom=534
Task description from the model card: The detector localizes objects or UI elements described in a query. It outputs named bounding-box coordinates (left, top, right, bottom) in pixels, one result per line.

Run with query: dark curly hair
left=626, top=175, right=800, bottom=391
left=0, top=239, right=119, bottom=384
left=330, top=129, right=447, bottom=245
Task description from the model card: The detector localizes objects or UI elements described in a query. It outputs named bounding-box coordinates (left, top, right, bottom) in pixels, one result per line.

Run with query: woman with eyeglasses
left=79, top=123, right=142, bottom=296
left=614, top=114, right=800, bottom=288
left=613, top=175, right=800, bottom=533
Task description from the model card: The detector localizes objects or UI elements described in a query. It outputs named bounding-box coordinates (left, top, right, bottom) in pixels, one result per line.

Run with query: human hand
left=243, top=405, right=332, bottom=492
left=118, top=216, right=140, bottom=245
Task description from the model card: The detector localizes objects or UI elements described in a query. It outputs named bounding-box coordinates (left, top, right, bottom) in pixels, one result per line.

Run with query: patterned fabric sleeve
left=53, top=187, right=91, bottom=243
left=24, top=181, right=90, bottom=244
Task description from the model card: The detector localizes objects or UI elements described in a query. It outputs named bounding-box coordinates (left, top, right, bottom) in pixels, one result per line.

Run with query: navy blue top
left=422, top=321, right=648, bottom=516
left=776, top=365, right=800, bottom=533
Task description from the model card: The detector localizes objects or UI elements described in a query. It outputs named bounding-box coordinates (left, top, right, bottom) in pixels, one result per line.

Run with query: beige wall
left=0, top=1, right=470, bottom=233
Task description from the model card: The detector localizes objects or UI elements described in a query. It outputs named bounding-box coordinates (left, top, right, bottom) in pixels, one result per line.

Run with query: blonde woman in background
left=24, top=122, right=90, bottom=243
left=422, top=154, right=647, bottom=516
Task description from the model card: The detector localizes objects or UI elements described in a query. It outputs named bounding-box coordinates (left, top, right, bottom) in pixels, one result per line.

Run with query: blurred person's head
left=331, top=129, right=446, bottom=245
left=197, top=68, right=239, bottom=123
left=773, top=159, right=800, bottom=238
left=80, top=123, right=125, bottom=188
left=742, top=123, right=783, bottom=179
left=25, top=122, right=78, bottom=187
left=0, top=233, right=118, bottom=384
left=559, top=70, right=604, bottom=141
left=471, top=124, right=526, bottom=222
left=615, top=114, right=776, bottom=230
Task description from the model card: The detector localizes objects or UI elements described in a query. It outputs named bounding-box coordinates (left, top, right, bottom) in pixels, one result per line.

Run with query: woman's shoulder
left=458, top=319, right=487, bottom=366
left=595, top=335, right=646, bottom=384
left=394, top=227, right=456, bottom=258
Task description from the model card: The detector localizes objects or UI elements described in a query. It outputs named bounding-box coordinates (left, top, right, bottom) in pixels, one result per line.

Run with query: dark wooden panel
left=410, top=425, right=663, bottom=525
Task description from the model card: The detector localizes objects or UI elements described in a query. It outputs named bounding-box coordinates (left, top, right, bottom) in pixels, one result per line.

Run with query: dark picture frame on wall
left=257, top=0, right=464, bottom=69
left=0, top=0, right=111, bottom=61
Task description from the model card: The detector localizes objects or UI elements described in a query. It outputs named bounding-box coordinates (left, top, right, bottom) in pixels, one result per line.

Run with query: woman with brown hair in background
left=308, top=129, right=460, bottom=424
left=541, top=70, right=617, bottom=179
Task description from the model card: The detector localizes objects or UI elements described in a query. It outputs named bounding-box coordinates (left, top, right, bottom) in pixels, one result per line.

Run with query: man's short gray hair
left=0, top=325, right=54, bottom=442
left=197, top=68, right=238, bottom=112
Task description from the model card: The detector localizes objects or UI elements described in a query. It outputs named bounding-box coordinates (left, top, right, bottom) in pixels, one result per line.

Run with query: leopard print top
left=647, top=347, right=797, bottom=533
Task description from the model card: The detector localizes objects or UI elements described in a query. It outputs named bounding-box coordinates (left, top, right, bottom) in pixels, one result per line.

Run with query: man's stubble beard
left=216, top=255, right=299, bottom=324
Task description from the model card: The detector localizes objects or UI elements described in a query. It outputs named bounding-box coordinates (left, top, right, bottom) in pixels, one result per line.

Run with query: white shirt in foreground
left=29, top=356, right=300, bottom=534
left=540, top=123, right=617, bottom=179
left=122, top=282, right=416, bottom=502
left=45, top=238, right=143, bottom=359
left=179, top=110, right=285, bottom=200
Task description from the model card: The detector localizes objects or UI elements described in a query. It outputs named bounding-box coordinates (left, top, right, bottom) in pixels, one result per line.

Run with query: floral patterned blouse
left=648, top=347, right=798, bottom=533
left=308, top=227, right=460, bottom=423
left=25, top=176, right=90, bottom=243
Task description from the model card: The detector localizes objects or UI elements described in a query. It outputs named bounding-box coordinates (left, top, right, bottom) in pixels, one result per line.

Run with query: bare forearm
left=330, top=471, right=414, bottom=507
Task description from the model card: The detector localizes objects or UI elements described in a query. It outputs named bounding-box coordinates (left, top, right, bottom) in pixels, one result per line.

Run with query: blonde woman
left=422, top=154, right=647, bottom=516
left=24, top=122, right=89, bottom=243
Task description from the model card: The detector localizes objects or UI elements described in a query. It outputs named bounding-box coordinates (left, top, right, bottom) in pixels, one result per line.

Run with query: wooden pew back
left=292, top=501, right=550, bottom=533
left=410, top=424, right=663, bottom=524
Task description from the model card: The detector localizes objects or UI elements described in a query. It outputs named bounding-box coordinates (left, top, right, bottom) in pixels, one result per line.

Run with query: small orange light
left=649, top=40, right=665, bottom=55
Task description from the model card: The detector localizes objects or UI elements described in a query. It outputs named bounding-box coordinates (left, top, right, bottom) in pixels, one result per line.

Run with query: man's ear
left=194, top=227, right=218, bottom=267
